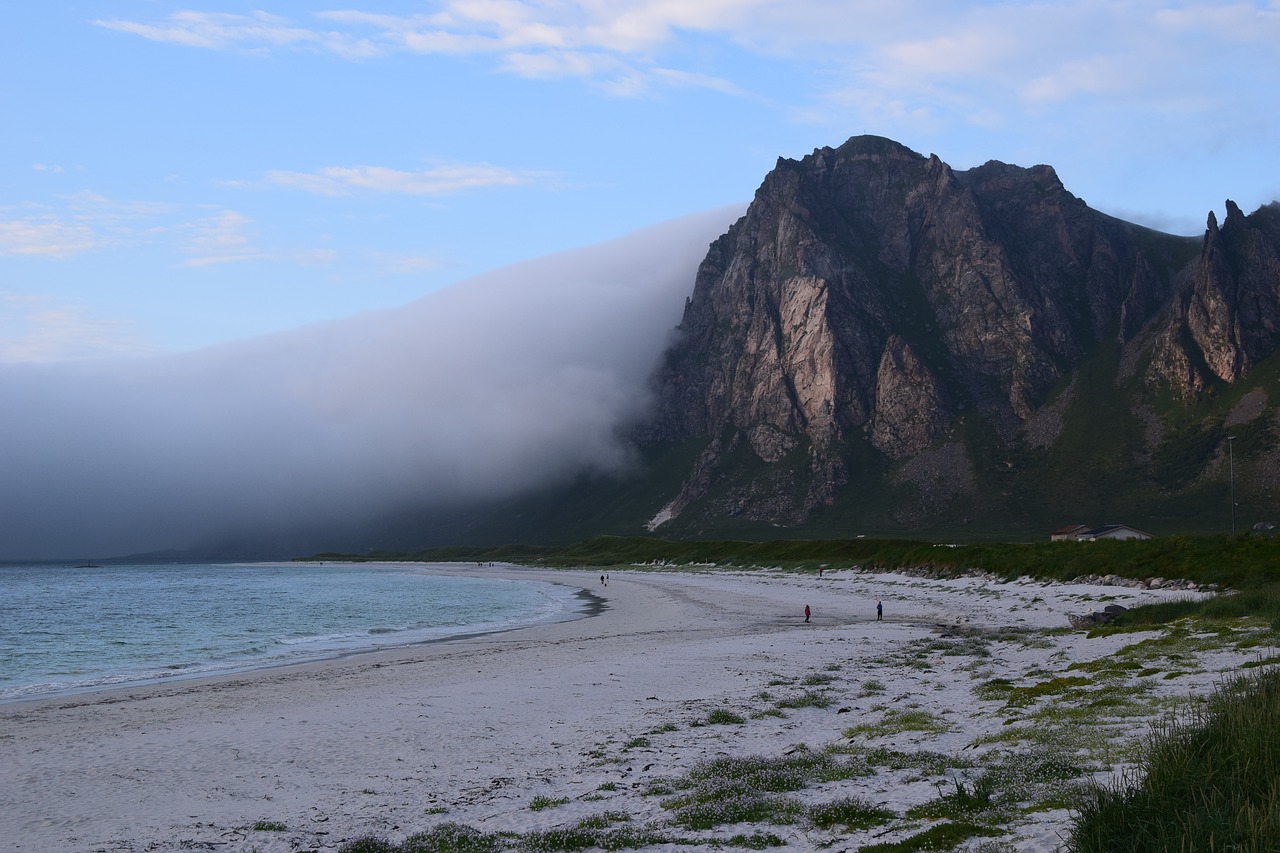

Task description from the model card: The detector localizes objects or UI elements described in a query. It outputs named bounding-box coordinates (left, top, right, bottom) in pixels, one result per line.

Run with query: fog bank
left=0, top=206, right=743, bottom=560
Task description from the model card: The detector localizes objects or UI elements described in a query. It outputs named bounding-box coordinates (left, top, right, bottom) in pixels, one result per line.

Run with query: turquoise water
left=0, top=562, right=585, bottom=702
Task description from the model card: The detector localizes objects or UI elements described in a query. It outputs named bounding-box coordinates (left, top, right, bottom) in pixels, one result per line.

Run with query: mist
left=0, top=206, right=743, bottom=560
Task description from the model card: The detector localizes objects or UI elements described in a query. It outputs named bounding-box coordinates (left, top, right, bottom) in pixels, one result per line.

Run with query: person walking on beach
left=876, top=601, right=883, bottom=621
left=804, top=605, right=811, bottom=623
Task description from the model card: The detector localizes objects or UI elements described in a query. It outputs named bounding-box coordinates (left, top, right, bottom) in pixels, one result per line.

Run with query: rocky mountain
left=638, top=136, right=1280, bottom=538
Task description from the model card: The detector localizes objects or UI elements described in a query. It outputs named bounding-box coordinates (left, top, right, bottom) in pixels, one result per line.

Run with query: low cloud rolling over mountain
left=0, top=207, right=741, bottom=559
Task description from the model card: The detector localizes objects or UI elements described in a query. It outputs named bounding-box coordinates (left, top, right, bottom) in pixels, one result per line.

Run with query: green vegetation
left=859, top=821, right=1002, bottom=852
left=337, top=819, right=787, bottom=852
left=706, top=708, right=746, bottom=725
left=528, top=795, right=569, bottom=811
left=774, top=690, right=831, bottom=710
left=518, top=818, right=669, bottom=852
left=310, top=533, right=1280, bottom=645
left=805, top=796, right=896, bottom=831
left=252, top=820, right=287, bottom=832
left=1067, top=668, right=1280, bottom=853
left=843, top=709, right=949, bottom=739
left=339, top=824, right=500, bottom=853
left=306, top=533, right=1278, bottom=590
left=652, top=751, right=873, bottom=830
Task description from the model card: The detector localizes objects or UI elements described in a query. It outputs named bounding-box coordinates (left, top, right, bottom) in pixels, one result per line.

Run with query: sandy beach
left=2, top=564, right=1272, bottom=853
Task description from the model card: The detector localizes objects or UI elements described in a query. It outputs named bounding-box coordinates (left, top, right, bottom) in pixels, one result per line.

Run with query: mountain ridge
left=189, top=136, right=1280, bottom=557
left=635, top=135, right=1278, bottom=538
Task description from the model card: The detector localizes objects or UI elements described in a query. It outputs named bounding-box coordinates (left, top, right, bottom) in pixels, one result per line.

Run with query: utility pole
left=1228, top=435, right=1237, bottom=538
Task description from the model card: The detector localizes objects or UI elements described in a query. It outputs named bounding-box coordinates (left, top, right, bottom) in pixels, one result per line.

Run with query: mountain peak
left=642, top=136, right=1280, bottom=535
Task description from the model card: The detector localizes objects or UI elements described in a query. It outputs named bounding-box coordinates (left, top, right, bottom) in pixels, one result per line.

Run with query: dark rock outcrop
left=1148, top=201, right=1280, bottom=396
left=646, top=136, right=1222, bottom=529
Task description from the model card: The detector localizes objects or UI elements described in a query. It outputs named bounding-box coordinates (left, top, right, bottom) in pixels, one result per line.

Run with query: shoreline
left=0, top=563, right=603, bottom=708
left=3, top=565, right=1271, bottom=852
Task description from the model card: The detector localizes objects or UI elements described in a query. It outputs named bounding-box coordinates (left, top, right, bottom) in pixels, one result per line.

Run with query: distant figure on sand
left=876, top=601, right=883, bottom=621
left=804, top=605, right=811, bottom=623
left=600, top=574, right=605, bottom=586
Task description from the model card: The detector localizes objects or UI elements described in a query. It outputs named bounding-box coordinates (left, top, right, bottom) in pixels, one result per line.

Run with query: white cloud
left=0, top=215, right=97, bottom=258
left=92, top=0, right=1280, bottom=111
left=97, top=2, right=771, bottom=95
left=95, top=10, right=381, bottom=59
left=264, top=163, right=546, bottom=196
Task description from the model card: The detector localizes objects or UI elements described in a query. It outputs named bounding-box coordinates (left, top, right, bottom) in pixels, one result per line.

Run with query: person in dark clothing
left=876, top=601, right=883, bottom=621
left=804, top=605, right=811, bottom=623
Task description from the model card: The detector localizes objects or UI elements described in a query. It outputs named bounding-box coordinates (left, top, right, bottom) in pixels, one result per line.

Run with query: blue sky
left=4, top=1, right=1280, bottom=359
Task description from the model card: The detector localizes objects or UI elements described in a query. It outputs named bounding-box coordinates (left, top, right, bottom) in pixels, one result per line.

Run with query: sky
left=2, top=1, right=1279, bottom=558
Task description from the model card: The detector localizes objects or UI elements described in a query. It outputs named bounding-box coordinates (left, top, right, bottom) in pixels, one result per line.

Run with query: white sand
left=1, top=565, right=1271, bottom=852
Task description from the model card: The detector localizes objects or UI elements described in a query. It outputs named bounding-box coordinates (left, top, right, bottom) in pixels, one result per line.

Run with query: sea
left=0, top=561, right=589, bottom=703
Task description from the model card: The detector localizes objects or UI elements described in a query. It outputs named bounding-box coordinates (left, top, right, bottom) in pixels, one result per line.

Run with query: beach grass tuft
left=529, top=795, right=570, bottom=811
left=1066, top=667, right=1280, bottom=853
left=339, top=838, right=397, bottom=853
left=857, top=820, right=1003, bottom=852
left=805, top=796, right=896, bottom=830
left=775, top=690, right=831, bottom=710
left=706, top=708, right=745, bottom=725
left=655, top=751, right=872, bottom=830
left=401, top=823, right=502, bottom=853
left=252, top=820, right=287, bottom=832
left=844, top=708, right=949, bottom=738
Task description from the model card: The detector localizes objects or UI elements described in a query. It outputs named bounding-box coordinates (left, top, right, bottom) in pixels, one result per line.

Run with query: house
left=1077, top=524, right=1153, bottom=541
left=1051, top=524, right=1090, bottom=541
left=1050, top=523, right=1153, bottom=541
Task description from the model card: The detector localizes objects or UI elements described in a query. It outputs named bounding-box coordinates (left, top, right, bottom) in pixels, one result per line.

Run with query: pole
left=1228, top=435, right=1237, bottom=538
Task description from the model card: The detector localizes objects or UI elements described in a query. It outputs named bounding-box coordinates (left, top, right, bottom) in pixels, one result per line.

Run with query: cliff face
left=645, top=136, right=1280, bottom=533
left=1149, top=201, right=1280, bottom=396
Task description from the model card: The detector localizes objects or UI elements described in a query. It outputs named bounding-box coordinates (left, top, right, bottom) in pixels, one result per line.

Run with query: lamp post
left=1228, top=435, right=1237, bottom=538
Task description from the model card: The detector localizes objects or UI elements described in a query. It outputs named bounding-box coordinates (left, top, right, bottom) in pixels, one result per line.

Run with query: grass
left=858, top=821, right=1003, bottom=852
left=844, top=709, right=949, bottom=738
left=653, top=751, right=872, bottom=830
left=775, top=690, right=831, bottom=710
left=305, top=534, right=1280, bottom=592
left=528, top=795, right=569, bottom=811
left=805, top=796, right=896, bottom=831
left=336, top=821, right=791, bottom=853
left=1000, top=676, right=1092, bottom=709
left=706, top=708, right=746, bottom=725
left=801, top=672, right=836, bottom=686
left=1067, top=667, right=1280, bottom=853
left=252, top=820, right=287, bottom=832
